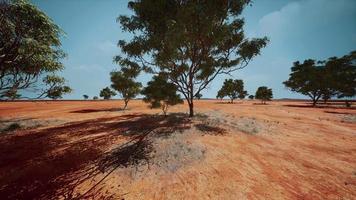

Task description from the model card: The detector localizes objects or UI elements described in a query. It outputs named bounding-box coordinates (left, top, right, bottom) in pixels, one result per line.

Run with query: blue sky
left=31, top=0, right=356, bottom=99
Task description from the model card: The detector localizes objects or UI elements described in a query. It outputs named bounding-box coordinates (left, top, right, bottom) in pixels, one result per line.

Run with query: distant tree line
left=284, top=51, right=355, bottom=106
left=216, top=79, right=273, bottom=104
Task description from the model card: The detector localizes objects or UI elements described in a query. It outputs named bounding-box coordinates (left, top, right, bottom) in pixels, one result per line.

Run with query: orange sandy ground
left=0, top=100, right=355, bottom=200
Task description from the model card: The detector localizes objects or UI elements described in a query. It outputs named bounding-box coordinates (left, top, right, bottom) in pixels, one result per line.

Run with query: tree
left=238, top=90, right=248, bottom=100
left=248, top=95, right=254, bottom=100
left=110, top=70, right=141, bottom=110
left=117, top=0, right=268, bottom=117
left=43, top=75, right=71, bottom=100
left=283, top=60, right=325, bottom=106
left=100, top=87, right=116, bottom=100
left=0, top=0, right=71, bottom=100
left=255, top=86, right=272, bottom=104
left=83, top=95, right=89, bottom=100
left=216, top=90, right=224, bottom=100
left=216, top=79, right=246, bottom=103
left=283, top=51, right=356, bottom=106
left=195, top=93, right=203, bottom=100
left=93, top=96, right=98, bottom=100
left=324, top=51, right=356, bottom=105
left=141, top=75, right=183, bottom=116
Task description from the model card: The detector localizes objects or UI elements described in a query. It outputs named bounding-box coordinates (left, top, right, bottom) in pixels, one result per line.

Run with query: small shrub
left=3, top=123, right=21, bottom=133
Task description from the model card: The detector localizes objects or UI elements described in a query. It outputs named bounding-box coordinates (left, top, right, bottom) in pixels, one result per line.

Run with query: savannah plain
left=0, top=100, right=355, bottom=199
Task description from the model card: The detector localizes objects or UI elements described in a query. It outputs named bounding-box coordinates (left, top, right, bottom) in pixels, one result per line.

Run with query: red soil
left=0, top=100, right=355, bottom=199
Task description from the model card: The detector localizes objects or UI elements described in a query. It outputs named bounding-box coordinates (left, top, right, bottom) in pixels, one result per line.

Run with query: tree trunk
left=312, top=98, right=317, bottom=106
left=189, top=101, right=194, bottom=117
left=123, top=99, right=128, bottom=110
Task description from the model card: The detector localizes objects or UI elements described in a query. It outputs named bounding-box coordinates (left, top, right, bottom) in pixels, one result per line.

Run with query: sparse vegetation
left=216, top=79, right=247, bottom=103
left=110, top=69, right=141, bottom=110
left=116, top=0, right=268, bottom=116
left=141, top=75, right=183, bottom=116
left=1, top=123, right=21, bottom=133
left=83, top=95, right=89, bottom=100
left=255, top=86, right=273, bottom=104
left=195, top=93, right=203, bottom=100
left=284, top=51, right=355, bottom=106
left=99, top=87, right=116, bottom=100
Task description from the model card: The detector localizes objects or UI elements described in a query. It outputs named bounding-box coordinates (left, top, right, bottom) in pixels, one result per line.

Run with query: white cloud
left=256, top=0, right=356, bottom=39
left=74, top=64, right=106, bottom=72
left=96, top=40, right=117, bottom=53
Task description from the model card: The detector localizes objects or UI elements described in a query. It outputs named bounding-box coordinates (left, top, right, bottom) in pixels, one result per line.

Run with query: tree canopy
left=255, top=86, right=273, bottom=104
left=283, top=51, right=355, bottom=106
left=83, top=95, right=89, bottom=100
left=0, top=0, right=71, bottom=100
left=216, top=79, right=247, bottom=103
left=100, top=87, right=116, bottom=100
left=116, top=0, right=268, bottom=116
left=141, top=75, right=183, bottom=116
left=110, top=70, right=141, bottom=109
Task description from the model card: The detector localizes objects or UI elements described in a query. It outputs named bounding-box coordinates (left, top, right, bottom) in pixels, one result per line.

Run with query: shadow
left=70, top=108, right=125, bottom=113
left=284, top=104, right=355, bottom=110
left=324, top=111, right=355, bottom=115
left=195, top=123, right=226, bottom=135
left=0, top=113, right=191, bottom=200
left=214, top=101, right=242, bottom=104
left=253, top=103, right=268, bottom=105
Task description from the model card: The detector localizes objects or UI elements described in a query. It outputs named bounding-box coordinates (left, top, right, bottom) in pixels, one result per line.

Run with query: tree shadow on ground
left=253, top=103, right=269, bottom=105
left=284, top=104, right=355, bottom=110
left=70, top=107, right=126, bottom=113
left=194, top=123, right=226, bottom=135
left=0, top=113, right=191, bottom=200
left=324, top=111, right=355, bottom=115
left=214, top=101, right=242, bottom=104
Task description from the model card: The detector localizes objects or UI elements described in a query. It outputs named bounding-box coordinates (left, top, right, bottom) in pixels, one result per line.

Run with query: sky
left=31, top=0, right=356, bottom=99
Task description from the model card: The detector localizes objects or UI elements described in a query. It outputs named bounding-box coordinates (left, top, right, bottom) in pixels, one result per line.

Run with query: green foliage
left=110, top=70, right=141, bottom=109
left=325, top=51, right=356, bottom=99
left=43, top=75, right=71, bottom=99
left=248, top=95, right=254, bottom=100
left=283, top=60, right=326, bottom=106
left=216, top=79, right=247, bottom=103
left=0, top=0, right=70, bottom=99
left=238, top=90, right=248, bottom=100
left=117, top=0, right=268, bottom=116
left=83, top=95, right=89, bottom=100
left=100, top=87, right=116, bottom=100
left=195, top=93, right=202, bottom=100
left=255, top=86, right=273, bottom=104
left=93, top=96, right=98, bottom=100
left=283, top=51, right=355, bottom=106
left=141, top=75, right=183, bottom=115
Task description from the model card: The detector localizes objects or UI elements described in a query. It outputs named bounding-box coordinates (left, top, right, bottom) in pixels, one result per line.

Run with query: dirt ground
left=0, top=100, right=355, bottom=200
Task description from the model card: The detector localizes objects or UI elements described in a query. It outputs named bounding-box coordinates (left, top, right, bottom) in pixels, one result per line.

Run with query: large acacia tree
left=117, top=0, right=268, bottom=116
left=0, top=0, right=71, bottom=100
left=216, top=79, right=246, bottom=103
left=284, top=51, right=355, bottom=106
left=283, top=60, right=325, bottom=106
